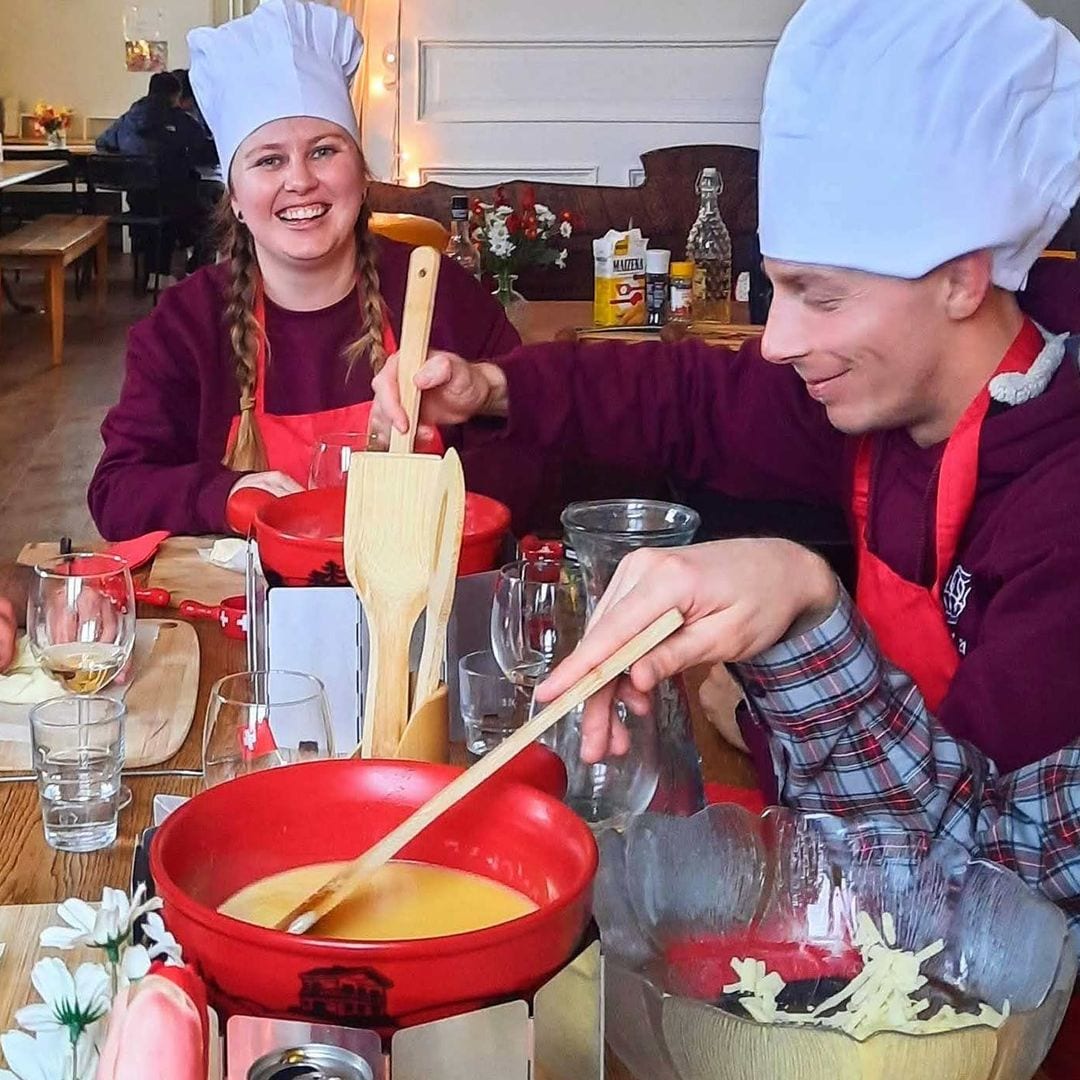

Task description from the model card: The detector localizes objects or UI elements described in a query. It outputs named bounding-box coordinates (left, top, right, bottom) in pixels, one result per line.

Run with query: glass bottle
left=685, top=167, right=732, bottom=323
left=445, top=194, right=480, bottom=278
left=560, top=500, right=705, bottom=821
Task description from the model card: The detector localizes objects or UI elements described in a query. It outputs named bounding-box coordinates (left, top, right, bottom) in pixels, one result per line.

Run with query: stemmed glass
left=490, top=556, right=660, bottom=830
left=490, top=558, right=588, bottom=725
left=308, top=432, right=368, bottom=489
left=27, top=553, right=138, bottom=810
left=202, top=670, right=334, bottom=788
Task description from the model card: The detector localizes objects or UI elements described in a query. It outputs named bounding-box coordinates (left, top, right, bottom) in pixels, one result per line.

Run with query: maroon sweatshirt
left=490, top=302, right=1080, bottom=778
left=88, top=238, right=521, bottom=539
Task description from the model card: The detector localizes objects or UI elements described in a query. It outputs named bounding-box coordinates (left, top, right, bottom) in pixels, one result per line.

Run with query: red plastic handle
left=225, top=487, right=276, bottom=536
left=179, top=600, right=220, bottom=621
left=135, top=587, right=172, bottom=608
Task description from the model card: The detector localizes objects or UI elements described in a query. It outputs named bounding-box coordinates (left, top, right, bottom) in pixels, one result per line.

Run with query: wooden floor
left=0, top=259, right=151, bottom=557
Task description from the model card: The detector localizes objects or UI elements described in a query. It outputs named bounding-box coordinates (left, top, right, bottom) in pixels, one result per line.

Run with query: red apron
left=854, top=317, right=1080, bottom=1080
left=852, top=319, right=1044, bottom=711
left=225, top=286, right=441, bottom=484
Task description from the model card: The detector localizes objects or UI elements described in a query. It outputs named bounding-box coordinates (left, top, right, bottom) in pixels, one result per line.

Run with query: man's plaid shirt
left=734, top=590, right=1080, bottom=949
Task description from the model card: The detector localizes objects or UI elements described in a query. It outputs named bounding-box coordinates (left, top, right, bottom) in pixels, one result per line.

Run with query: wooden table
left=0, top=574, right=1049, bottom=1079
left=517, top=298, right=759, bottom=349
left=0, top=160, right=68, bottom=190
left=0, top=213, right=109, bottom=364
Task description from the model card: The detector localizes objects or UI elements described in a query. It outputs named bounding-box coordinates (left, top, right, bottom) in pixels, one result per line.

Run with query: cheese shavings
left=721, top=912, right=1010, bottom=1041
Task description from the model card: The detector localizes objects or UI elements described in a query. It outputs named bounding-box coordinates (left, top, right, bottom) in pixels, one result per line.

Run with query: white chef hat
left=758, top=0, right=1080, bottom=290
left=188, top=0, right=364, bottom=180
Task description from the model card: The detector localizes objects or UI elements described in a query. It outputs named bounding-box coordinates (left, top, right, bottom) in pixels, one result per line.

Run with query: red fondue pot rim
left=150, top=760, right=597, bottom=960
left=255, top=490, right=511, bottom=546
left=255, top=489, right=345, bottom=547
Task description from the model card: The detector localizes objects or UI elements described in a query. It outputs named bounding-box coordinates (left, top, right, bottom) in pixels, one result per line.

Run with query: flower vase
left=45, top=130, right=66, bottom=149
left=492, top=269, right=528, bottom=329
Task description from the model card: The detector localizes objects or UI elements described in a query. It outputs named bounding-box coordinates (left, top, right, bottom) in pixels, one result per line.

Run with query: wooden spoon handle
left=277, top=608, right=685, bottom=935
left=390, top=246, right=442, bottom=455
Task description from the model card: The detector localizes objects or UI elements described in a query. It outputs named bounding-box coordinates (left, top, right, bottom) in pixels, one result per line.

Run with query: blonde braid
left=343, top=202, right=388, bottom=376
left=217, top=203, right=268, bottom=471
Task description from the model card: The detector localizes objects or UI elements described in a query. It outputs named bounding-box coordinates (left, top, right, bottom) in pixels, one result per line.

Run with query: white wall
left=0, top=0, right=215, bottom=130
left=362, top=0, right=802, bottom=188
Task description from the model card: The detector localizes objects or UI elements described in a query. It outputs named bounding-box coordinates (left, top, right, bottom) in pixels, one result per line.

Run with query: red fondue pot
left=226, top=487, right=511, bottom=586
left=150, top=758, right=596, bottom=1032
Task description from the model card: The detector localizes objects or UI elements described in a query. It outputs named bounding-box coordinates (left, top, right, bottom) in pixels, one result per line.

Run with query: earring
left=236, top=210, right=245, bottom=223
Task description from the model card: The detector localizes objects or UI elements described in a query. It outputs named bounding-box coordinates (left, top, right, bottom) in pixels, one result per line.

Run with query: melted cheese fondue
left=219, top=860, right=537, bottom=940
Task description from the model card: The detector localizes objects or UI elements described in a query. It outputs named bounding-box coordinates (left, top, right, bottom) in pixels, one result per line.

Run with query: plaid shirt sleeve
left=734, top=590, right=1080, bottom=937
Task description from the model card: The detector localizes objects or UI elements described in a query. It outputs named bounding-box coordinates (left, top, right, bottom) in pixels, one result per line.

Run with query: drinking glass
left=27, top=553, right=138, bottom=810
left=491, top=556, right=664, bottom=830
left=202, top=670, right=334, bottom=788
left=490, top=559, right=588, bottom=722
left=458, top=650, right=519, bottom=759
left=30, top=695, right=124, bottom=852
left=308, top=432, right=368, bottom=489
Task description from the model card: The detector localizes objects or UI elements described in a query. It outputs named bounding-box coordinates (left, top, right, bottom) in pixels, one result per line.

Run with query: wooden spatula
left=411, top=448, right=466, bottom=713
left=276, top=607, right=685, bottom=935
left=345, top=246, right=445, bottom=759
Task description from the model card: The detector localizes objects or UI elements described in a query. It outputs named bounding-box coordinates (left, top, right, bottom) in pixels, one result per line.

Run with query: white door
left=361, top=0, right=802, bottom=187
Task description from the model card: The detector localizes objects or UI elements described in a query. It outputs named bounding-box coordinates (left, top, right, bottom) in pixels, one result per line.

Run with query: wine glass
left=491, top=557, right=660, bottom=830
left=490, top=558, right=588, bottom=725
left=202, top=670, right=334, bottom=788
left=27, top=553, right=138, bottom=810
left=308, top=432, right=368, bottom=489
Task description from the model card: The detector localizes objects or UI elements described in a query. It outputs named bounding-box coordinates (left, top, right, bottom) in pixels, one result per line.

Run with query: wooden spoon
left=345, top=246, right=445, bottom=758
left=276, top=607, right=685, bottom=935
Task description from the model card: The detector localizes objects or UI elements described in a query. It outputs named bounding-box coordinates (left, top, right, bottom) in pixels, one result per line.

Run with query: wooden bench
left=0, top=214, right=109, bottom=365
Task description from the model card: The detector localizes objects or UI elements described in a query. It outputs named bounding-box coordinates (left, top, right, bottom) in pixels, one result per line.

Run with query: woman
left=88, top=0, right=518, bottom=540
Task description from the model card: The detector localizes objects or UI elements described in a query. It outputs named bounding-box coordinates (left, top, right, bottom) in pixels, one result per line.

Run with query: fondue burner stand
left=133, top=828, right=604, bottom=1080
left=223, top=940, right=604, bottom=1080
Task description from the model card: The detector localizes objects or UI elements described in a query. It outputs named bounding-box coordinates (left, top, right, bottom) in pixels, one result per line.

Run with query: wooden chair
left=369, top=212, right=450, bottom=251
left=0, top=214, right=109, bottom=364
left=84, top=153, right=169, bottom=302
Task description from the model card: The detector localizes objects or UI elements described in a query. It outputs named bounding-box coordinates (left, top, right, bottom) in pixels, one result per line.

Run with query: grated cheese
left=720, top=912, right=1009, bottom=1041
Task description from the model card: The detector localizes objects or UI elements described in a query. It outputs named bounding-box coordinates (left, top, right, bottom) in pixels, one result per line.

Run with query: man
left=370, top=0, right=1080, bottom=799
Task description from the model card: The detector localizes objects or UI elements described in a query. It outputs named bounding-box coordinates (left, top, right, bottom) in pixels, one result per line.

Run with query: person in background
left=87, top=0, right=518, bottom=540
left=96, top=72, right=214, bottom=280
left=171, top=68, right=215, bottom=150
left=0, top=565, right=29, bottom=671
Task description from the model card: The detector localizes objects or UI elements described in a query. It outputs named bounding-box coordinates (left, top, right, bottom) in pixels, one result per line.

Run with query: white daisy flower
left=15, top=961, right=109, bottom=1037
left=554, top=249, right=568, bottom=269
left=534, top=203, right=555, bottom=224
left=142, top=912, right=183, bottom=967
left=40, top=886, right=161, bottom=955
left=559, top=220, right=573, bottom=239
left=118, top=945, right=151, bottom=987
left=0, top=1027, right=96, bottom=1080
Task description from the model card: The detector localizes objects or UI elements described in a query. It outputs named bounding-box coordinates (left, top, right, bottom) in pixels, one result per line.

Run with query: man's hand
left=534, top=538, right=838, bottom=763
left=367, top=350, right=507, bottom=448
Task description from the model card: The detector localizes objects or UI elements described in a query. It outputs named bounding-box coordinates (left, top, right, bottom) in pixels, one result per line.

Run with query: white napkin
left=197, top=538, right=247, bottom=573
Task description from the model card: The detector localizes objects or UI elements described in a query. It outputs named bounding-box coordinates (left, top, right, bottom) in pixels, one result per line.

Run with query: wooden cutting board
left=146, top=536, right=245, bottom=608
left=0, top=903, right=222, bottom=1078
left=0, top=619, right=200, bottom=770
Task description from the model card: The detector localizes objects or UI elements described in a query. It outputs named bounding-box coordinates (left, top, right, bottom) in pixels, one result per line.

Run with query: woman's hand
left=229, top=472, right=303, bottom=500
left=367, top=350, right=507, bottom=447
left=533, top=538, right=839, bottom=763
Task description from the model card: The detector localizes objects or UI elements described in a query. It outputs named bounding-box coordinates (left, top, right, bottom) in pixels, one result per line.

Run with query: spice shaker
left=669, top=261, right=694, bottom=325
left=645, top=249, right=671, bottom=327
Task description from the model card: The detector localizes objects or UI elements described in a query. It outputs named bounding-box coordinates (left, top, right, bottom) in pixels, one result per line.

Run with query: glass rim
left=211, top=669, right=327, bottom=707
left=314, top=431, right=368, bottom=448
left=561, top=499, right=701, bottom=538
left=458, top=650, right=510, bottom=678
left=29, top=694, right=126, bottom=727
left=496, top=557, right=582, bottom=582
left=32, top=552, right=131, bottom=580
